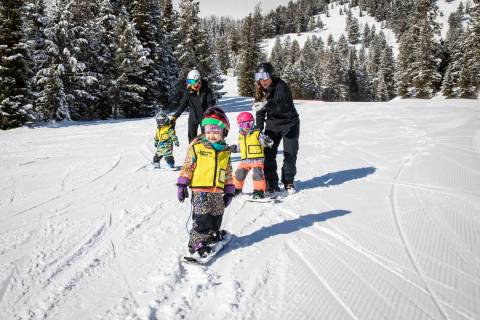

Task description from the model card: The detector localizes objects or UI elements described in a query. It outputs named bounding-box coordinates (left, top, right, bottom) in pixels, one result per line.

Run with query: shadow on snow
left=297, top=167, right=376, bottom=191
left=222, top=209, right=351, bottom=256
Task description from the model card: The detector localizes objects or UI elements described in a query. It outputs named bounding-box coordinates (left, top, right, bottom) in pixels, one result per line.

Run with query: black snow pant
left=188, top=117, right=204, bottom=143
left=264, top=121, right=300, bottom=189
left=188, top=192, right=224, bottom=253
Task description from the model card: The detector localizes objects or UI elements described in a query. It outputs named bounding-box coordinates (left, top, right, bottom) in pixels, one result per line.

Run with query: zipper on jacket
left=213, top=150, right=218, bottom=186
left=243, top=135, right=248, bottom=159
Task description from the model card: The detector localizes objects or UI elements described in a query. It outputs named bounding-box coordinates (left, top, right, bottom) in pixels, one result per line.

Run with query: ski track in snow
left=390, top=148, right=451, bottom=320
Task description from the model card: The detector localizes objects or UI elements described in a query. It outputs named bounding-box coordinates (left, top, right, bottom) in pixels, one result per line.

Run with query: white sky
left=173, top=0, right=293, bottom=19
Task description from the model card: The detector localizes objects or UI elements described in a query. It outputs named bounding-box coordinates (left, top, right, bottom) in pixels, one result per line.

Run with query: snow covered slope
left=1, top=94, right=480, bottom=319
left=262, top=0, right=468, bottom=56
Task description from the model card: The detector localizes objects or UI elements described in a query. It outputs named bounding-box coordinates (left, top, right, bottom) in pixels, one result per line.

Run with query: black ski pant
left=188, top=118, right=204, bottom=143
left=264, top=121, right=300, bottom=189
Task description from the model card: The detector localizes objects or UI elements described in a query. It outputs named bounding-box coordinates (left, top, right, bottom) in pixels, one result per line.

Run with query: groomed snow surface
left=1, top=91, right=480, bottom=319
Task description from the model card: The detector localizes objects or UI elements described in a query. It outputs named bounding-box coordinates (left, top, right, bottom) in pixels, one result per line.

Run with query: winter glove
left=263, top=135, right=274, bottom=148
left=170, top=116, right=177, bottom=124
left=174, top=141, right=179, bottom=147
left=252, top=101, right=266, bottom=113
left=177, top=185, right=188, bottom=202
left=223, top=184, right=235, bottom=208
left=177, top=177, right=190, bottom=203
left=223, top=193, right=233, bottom=208
left=229, top=144, right=238, bottom=153
left=154, top=140, right=159, bottom=148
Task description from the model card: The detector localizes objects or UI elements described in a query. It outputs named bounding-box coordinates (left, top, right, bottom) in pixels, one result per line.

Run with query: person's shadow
left=219, top=210, right=350, bottom=257
left=296, top=167, right=376, bottom=190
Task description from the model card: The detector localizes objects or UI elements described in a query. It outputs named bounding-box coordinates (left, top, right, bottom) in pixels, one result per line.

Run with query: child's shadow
left=220, top=209, right=350, bottom=256
left=297, top=167, right=376, bottom=190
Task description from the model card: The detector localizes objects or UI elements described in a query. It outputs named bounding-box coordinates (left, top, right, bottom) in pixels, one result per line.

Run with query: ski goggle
left=186, top=79, right=199, bottom=85
left=255, top=72, right=271, bottom=81
left=238, top=120, right=254, bottom=129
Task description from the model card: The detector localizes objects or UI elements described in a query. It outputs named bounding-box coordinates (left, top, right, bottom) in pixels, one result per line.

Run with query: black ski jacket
left=256, top=77, right=299, bottom=132
left=173, top=79, right=216, bottom=123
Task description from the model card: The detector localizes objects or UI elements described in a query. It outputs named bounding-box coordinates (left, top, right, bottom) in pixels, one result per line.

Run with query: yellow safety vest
left=191, top=143, right=230, bottom=189
left=156, top=124, right=173, bottom=142
left=239, top=130, right=264, bottom=160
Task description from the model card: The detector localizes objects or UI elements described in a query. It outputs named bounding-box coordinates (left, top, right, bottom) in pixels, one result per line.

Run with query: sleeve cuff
left=177, top=176, right=190, bottom=186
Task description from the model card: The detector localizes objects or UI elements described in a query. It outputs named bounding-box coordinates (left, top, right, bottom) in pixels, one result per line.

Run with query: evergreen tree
left=113, top=6, right=151, bottom=118
left=159, top=0, right=179, bottom=107
left=237, top=12, right=263, bottom=96
left=396, top=29, right=416, bottom=97
left=346, top=47, right=360, bottom=101
left=446, top=11, right=464, bottom=54
left=131, top=0, right=161, bottom=107
left=378, top=45, right=396, bottom=100
left=0, top=0, right=32, bottom=129
left=93, top=0, right=120, bottom=119
left=457, top=0, right=480, bottom=97
left=322, top=46, right=348, bottom=101
left=287, top=40, right=301, bottom=65
left=216, top=34, right=231, bottom=74
left=301, top=37, right=317, bottom=67
left=175, top=0, right=203, bottom=86
left=411, top=0, right=441, bottom=98
left=24, top=0, right=49, bottom=120
left=270, top=37, right=285, bottom=75
left=347, top=16, right=361, bottom=44
left=63, top=0, right=101, bottom=120
left=337, top=34, right=350, bottom=58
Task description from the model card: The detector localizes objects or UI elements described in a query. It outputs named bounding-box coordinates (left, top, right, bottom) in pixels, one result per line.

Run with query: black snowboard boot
left=252, top=190, right=265, bottom=199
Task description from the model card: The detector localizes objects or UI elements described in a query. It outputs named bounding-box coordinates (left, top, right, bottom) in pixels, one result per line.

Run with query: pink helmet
left=236, top=112, right=254, bottom=124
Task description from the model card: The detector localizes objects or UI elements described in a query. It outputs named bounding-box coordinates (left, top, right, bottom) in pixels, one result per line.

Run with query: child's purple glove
left=177, top=185, right=188, bottom=202
left=223, top=184, right=235, bottom=208
left=177, top=177, right=190, bottom=203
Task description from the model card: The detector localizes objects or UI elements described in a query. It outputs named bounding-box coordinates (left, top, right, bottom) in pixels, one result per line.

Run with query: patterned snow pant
left=153, top=141, right=174, bottom=166
left=233, top=161, right=266, bottom=191
left=188, top=191, right=225, bottom=253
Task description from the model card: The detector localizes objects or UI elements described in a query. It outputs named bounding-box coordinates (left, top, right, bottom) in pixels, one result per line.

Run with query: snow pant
left=153, top=141, right=174, bottom=166
left=233, top=161, right=266, bottom=191
left=188, top=117, right=204, bottom=143
left=188, top=191, right=224, bottom=253
left=264, top=121, right=300, bottom=189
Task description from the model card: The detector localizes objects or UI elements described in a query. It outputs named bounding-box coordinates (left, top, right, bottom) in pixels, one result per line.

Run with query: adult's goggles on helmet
left=255, top=72, right=271, bottom=81
left=186, top=79, right=199, bottom=85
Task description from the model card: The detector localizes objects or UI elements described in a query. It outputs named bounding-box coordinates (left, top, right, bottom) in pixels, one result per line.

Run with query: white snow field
left=1, top=94, right=480, bottom=320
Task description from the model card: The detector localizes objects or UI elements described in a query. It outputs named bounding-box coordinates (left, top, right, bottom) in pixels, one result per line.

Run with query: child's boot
left=252, top=190, right=265, bottom=199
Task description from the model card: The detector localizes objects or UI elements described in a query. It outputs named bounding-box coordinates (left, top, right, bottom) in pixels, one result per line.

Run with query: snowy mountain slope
left=262, top=0, right=468, bottom=57
left=1, top=94, right=480, bottom=319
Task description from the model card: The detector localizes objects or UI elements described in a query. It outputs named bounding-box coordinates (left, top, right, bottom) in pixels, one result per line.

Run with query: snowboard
left=183, top=232, right=232, bottom=265
left=245, top=196, right=281, bottom=204
left=143, top=163, right=180, bottom=171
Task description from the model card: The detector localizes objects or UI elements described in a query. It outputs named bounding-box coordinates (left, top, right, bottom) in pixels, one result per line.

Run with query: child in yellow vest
left=231, top=111, right=273, bottom=199
left=176, top=107, right=235, bottom=258
left=153, top=112, right=179, bottom=169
